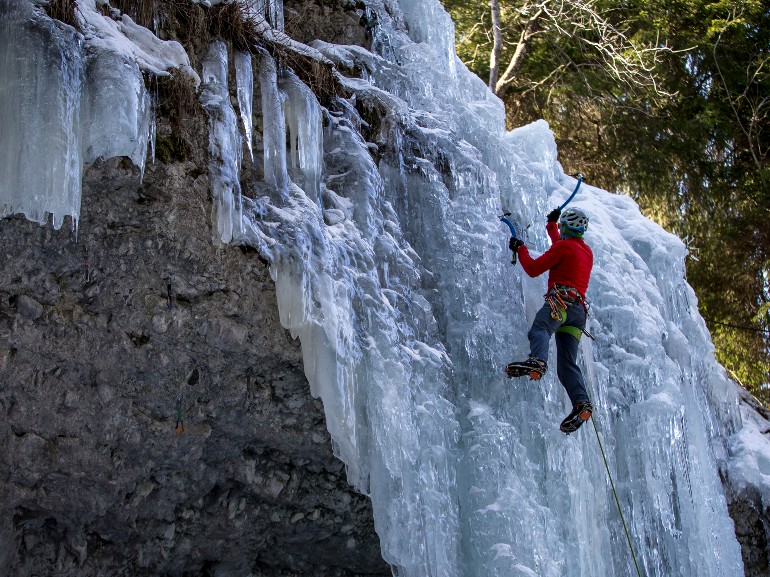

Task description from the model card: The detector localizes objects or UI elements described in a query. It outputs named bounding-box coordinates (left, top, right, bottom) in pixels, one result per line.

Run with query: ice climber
left=505, top=207, right=594, bottom=434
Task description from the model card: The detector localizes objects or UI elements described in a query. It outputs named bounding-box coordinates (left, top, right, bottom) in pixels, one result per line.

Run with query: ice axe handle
left=500, top=215, right=518, bottom=238
left=559, top=174, right=584, bottom=211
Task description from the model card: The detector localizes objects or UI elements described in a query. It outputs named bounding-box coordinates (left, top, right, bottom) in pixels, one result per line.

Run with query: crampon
left=504, top=358, right=547, bottom=380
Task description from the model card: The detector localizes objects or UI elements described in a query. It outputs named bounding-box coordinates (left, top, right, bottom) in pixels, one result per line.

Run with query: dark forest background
left=440, top=0, right=770, bottom=404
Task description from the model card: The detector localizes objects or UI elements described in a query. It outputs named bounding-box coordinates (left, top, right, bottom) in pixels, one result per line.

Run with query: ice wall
left=236, top=1, right=749, bottom=576
left=0, top=1, right=84, bottom=229
left=1, top=0, right=761, bottom=576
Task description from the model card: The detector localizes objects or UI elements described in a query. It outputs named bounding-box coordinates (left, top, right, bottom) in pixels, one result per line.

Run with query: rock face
left=0, top=2, right=389, bottom=575
left=0, top=150, right=389, bottom=575
left=727, top=487, right=770, bottom=577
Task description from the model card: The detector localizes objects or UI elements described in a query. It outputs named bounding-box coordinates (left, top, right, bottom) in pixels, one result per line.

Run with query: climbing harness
left=592, top=418, right=644, bottom=577
left=559, top=173, right=584, bottom=211
left=544, top=285, right=595, bottom=340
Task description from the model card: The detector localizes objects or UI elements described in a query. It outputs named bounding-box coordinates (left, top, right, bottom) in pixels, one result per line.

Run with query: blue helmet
left=559, top=207, right=589, bottom=235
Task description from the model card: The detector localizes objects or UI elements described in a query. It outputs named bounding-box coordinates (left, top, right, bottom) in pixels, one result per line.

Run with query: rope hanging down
left=175, top=396, right=185, bottom=433
left=591, top=417, right=644, bottom=577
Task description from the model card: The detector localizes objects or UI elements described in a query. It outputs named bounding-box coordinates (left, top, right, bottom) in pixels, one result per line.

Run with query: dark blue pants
left=528, top=300, right=590, bottom=406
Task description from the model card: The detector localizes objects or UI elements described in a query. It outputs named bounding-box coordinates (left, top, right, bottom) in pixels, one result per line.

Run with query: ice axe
left=499, top=211, right=520, bottom=264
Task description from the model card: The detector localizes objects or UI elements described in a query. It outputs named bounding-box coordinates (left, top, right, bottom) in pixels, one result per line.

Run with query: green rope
left=591, top=417, right=644, bottom=577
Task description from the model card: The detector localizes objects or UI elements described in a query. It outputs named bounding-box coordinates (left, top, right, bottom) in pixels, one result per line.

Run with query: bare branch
left=489, top=0, right=503, bottom=91
left=494, top=1, right=545, bottom=96
left=494, top=0, right=682, bottom=103
left=711, top=9, right=767, bottom=170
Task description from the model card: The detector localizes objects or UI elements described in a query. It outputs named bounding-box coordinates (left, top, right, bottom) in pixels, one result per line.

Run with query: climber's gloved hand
left=547, top=208, right=562, bottom=223
left=509, top=237, right=524, bottom=252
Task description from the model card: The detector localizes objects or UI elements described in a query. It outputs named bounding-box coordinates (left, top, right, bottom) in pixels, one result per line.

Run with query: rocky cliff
left=0, top=2, right=389, bottom=573
left=0, top=148, right=389, bottom=576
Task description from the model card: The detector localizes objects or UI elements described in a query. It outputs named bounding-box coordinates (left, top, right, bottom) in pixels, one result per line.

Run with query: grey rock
left=14, top=295, right=44, bottom=320
left=0, top=149, right=388, bottom=576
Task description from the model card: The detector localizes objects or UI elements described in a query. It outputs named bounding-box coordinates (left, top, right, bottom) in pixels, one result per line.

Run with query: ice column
left=251, top=102, right=465, bottom=575
left=279, top=71, right=323, bottom=203
left=234, top=50, right=254, bottom=162
left=82, top=48, right=152, bottom=177
left=395, top=0, right=457, bottom=80
left=268, top=0, right=284, bottom=31
left=257, top=49, right=288, bottom=195
left=245, top=0, right=283, bottom=30
left=200, top=40, right=243, bottom=243
left=0, top=1, right=85, bottom=230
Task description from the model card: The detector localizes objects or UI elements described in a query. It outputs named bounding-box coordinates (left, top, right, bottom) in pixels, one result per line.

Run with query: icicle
left=274, top=0, right=285, bottom=31
left=82, top=47, right=152, bottom=182
left=266, top=0, right=284, bottom=31
left=234, top=50, right=254, bottom=162
left=254, top=0, right=267, bottom=19
left=200, top=40, right=243, bottom=243
left=0, top=0, right=85, bottom=229
left=149, top=76, right=158, bottom=166
left=279, top=70, right=323, bottom=204
left=257, top=48, right=288, bottom=196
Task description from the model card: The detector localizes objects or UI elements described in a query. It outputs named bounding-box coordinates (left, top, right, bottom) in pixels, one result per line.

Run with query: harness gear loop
left=544, top=285, right=595, bottom=340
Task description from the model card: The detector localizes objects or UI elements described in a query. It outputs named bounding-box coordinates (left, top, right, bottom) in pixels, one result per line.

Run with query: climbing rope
left=591, top=417, right=644, bottom=577
left=166, top=282, right=174, bottom=310
left=83, top=245, right=90, bottom=281
left=175, top=396, right=185, bottom=433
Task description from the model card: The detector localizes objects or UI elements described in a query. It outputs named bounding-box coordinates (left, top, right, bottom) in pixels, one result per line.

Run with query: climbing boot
left=560, top=402, right=593, bottom=434
left=504, top=358, right=547, bottom=380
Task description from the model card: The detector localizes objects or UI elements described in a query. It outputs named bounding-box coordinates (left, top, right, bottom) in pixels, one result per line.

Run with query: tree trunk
left=489, top=0, right=502, bottom=93
left=495, top=4, right=544, bottom=97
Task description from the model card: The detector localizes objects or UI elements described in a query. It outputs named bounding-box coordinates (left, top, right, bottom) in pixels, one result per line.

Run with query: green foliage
left=441, top=0, right=770, bottom=403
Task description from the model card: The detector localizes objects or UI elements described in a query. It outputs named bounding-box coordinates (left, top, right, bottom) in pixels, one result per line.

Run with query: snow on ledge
left=76, top=0, right=200, bottom=85
left=728, top=388, right=770, bottom=503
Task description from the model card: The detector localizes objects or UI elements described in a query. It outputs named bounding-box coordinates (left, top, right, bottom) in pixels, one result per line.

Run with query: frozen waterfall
left=0, top=0, right=760, bottom=576
left=240, top=1, right=748, bottom=575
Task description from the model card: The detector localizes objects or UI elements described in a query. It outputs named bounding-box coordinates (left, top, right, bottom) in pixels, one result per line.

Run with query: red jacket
left=516, top=222, right=593, bottom=297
